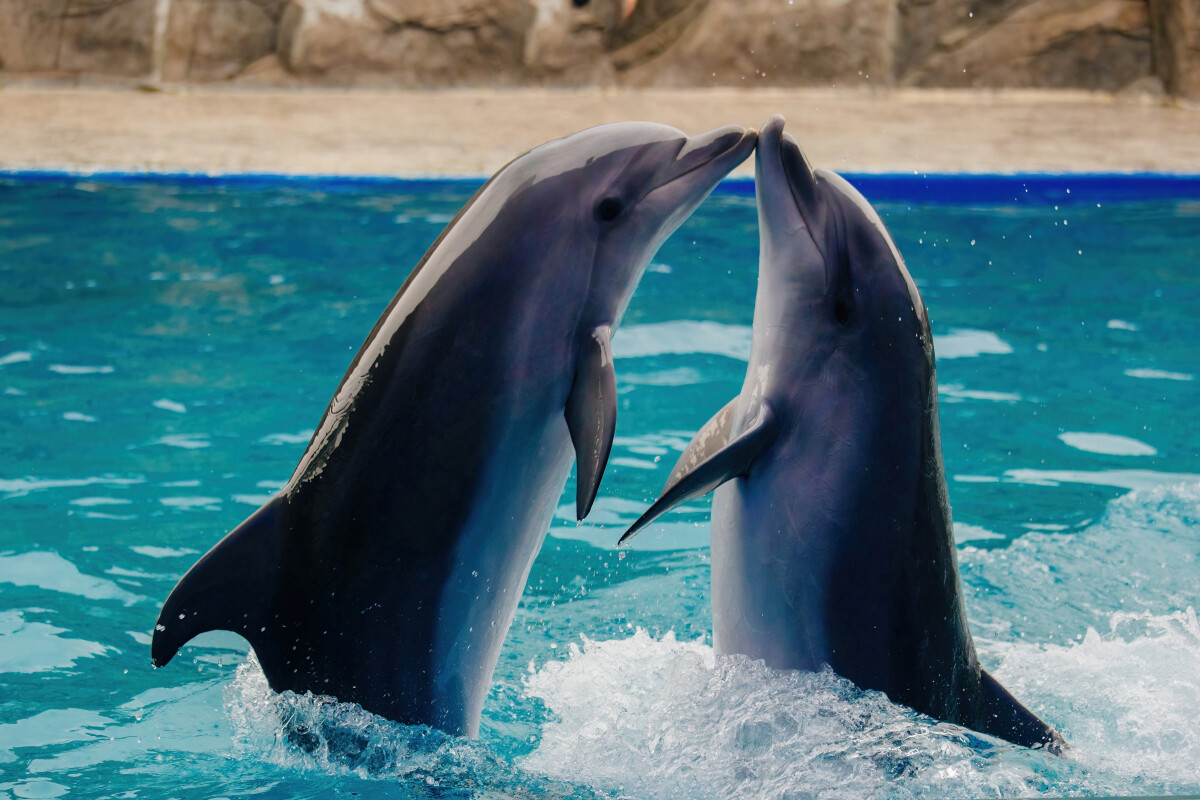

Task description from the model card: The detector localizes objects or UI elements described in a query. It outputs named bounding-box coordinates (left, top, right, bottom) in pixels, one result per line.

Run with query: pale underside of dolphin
left=620, top=115, right=1066, bottom=754
left=152, top=121, right=756, bottom=737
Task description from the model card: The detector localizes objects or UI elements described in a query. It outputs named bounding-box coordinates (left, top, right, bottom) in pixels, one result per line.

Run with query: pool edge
left=4, top=168, right=1200, bottom=205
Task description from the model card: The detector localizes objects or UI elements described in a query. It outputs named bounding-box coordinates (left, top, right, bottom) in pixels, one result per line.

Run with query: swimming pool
left=1, top=174, right=1198, bottom=799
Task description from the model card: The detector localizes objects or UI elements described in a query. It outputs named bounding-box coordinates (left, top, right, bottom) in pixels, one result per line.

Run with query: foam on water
left=522, top=483, right=1200, bottom=798
left=223, top=656, right=600, bottom=798
left=961, top=482, right=1200, bottom=638
left=520, top=632, right=1091, bottom=800
left=195, top=483, right=1200, bottom=799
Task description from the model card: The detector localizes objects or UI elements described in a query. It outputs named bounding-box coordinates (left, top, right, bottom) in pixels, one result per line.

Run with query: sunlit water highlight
left=1, top=178, right=1198, bottom=798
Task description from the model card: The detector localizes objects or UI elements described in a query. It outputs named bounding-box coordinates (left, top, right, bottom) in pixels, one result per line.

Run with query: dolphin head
left=506, top=121, right=757, bottom=327
left=753, top=115, right=933, bottom=402
left=746, top=114, right=940, bottom=571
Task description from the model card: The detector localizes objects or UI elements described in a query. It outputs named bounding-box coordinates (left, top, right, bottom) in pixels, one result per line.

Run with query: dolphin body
left=620, top=116, right=1064, bottom=753
left=152, top=122, right=756, bottom=736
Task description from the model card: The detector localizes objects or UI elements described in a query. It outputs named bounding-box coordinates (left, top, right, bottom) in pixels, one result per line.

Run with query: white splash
left=522, top=632, right=1068, bottom=799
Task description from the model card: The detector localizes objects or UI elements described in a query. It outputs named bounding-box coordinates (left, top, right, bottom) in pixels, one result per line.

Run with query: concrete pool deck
left=1, top=85, right=1198, bottom=177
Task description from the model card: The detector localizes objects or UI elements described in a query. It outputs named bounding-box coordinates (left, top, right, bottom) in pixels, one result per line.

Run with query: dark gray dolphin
left=152, top=121, right=756, bottom=736
left=620, top=116, right=1065, bottom=753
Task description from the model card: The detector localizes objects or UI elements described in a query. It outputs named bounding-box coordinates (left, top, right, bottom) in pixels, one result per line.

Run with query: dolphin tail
left=978, top=669, right=1068, bottom=755
left=619, top=399, right=777, bottom=545
left=566, top=325, right=617, bottom=520
left=151, top=496, right=282, bottom=668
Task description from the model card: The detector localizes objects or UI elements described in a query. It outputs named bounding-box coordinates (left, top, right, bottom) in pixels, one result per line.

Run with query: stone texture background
left=0, top=0, right=1197, bottom=96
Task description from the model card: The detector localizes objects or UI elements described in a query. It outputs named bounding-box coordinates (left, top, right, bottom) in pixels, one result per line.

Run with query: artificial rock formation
left=0, top=0, right=1196, bottom=97
left=0, top=0, right=157, bottom=76
left=615, top=0, right=896, bottom=88
left=898, top=0, right=1154, bottom=91
left=162, top=0, right=290, bottom=82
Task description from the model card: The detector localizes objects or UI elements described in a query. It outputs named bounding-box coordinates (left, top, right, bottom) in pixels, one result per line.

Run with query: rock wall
left=0, top=0, right=1196, bottom=96
left=0, top=0, right=158, bottom=75
left=898, top=0, right=1154, bottom=91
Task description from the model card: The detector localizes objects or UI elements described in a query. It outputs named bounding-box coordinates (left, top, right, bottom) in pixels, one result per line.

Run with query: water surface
left=1, top=178, right=1198, bottom=798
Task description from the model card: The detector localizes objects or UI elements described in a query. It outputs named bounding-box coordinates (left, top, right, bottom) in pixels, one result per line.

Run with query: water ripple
left=0, top=552, right=144, bottom=606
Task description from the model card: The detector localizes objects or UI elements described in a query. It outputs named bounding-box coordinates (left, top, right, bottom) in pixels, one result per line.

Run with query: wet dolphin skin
left=622, top=115, right=1065, bottom=753
left=152, top=121, right=756, bottom=736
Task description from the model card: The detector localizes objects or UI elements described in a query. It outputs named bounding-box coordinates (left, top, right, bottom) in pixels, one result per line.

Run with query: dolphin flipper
left=566, top=325, right=617, bottom=520
left=619, top=402, right=777, bottom=545
left=663, top=397, right=738, bottom=492
left=978, top=669, right=1068, bottom=755
left=151, top=497, right=281, bottom=668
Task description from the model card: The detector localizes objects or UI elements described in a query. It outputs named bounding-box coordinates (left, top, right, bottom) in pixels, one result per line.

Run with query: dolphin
left=619, top=116, right=1065, bottom=753
left=151, top=121, right=756, bottom=736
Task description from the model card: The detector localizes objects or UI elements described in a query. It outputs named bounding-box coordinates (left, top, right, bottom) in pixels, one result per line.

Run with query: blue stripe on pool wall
left=716, top=173, right=1200, bottom=205
left=3, top=169, right=1200, bottom=205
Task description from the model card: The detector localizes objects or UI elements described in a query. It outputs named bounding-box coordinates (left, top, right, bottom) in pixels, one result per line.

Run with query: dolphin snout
left=759, top=114, right=786, bottom=146
left=665, top=124, right=757, bottom=185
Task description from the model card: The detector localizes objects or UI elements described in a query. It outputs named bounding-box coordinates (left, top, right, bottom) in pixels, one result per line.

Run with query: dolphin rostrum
left=152, top=121, right=757, bottom=736
left=619, top=116, right=1065, bottom=753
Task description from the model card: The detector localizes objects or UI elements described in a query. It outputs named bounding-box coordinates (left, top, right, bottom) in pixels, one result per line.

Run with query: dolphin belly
left=710, top=475, right=834, bottom=671
left=429, top=414, right=575, bottom=734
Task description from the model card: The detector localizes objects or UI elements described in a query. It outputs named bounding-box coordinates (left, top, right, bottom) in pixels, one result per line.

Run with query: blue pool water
left=1, top=175, right=1199, bottom=799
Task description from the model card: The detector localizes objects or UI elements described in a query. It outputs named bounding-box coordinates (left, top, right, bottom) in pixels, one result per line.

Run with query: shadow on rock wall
left=0, top=0, right=1197, bottom=96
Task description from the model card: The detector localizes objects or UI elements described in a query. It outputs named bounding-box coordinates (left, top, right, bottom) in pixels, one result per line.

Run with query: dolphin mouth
left=651, top=124, right=757, bottom=196
left=639, top=125, right=756, bottom=232
left=758, top=114, right=821, bottom=237
left=756, top=114, right=833, bottom=294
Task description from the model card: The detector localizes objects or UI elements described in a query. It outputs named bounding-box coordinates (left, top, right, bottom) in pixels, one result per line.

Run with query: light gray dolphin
left=152, top=121, right=756, bottom=736
left=620, top=116, right=1065, bottom=753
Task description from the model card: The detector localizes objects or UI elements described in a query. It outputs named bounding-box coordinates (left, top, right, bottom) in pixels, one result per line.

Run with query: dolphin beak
left=755, top=114, right=791, bottom=232
left=638, top=124, right=755, bottom=248
left=756, top=115, right=808, bottom=248
left=756, top=114, right=831, bottom=291
left=658, top=124, right=757, bottom=192
left=758, top=114, right=821, bottom=228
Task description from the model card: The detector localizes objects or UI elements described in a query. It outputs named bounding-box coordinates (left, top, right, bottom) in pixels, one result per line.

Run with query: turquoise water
left=1, top=177, right=1198, bottom=799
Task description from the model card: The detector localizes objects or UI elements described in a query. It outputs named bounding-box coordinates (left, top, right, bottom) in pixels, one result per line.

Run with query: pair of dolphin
left=152, top=115, right=1064, bottom=753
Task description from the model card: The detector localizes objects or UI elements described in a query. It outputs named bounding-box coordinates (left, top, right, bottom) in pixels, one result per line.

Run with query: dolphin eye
left=834, top=298, right=852, bottom=326
left=596, top=197, right=624, bottom=222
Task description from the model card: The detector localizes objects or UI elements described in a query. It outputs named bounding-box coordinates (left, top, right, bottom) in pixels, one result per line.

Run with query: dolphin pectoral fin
left=151, top=497, right=281, bottom=669
left=664, top=397, right=739, bottom=493
left=619, top=402, right=777, bottom=546
left=978, top=669, right=1068, bottom=755
left=566, top=325, right=617, bottom=521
